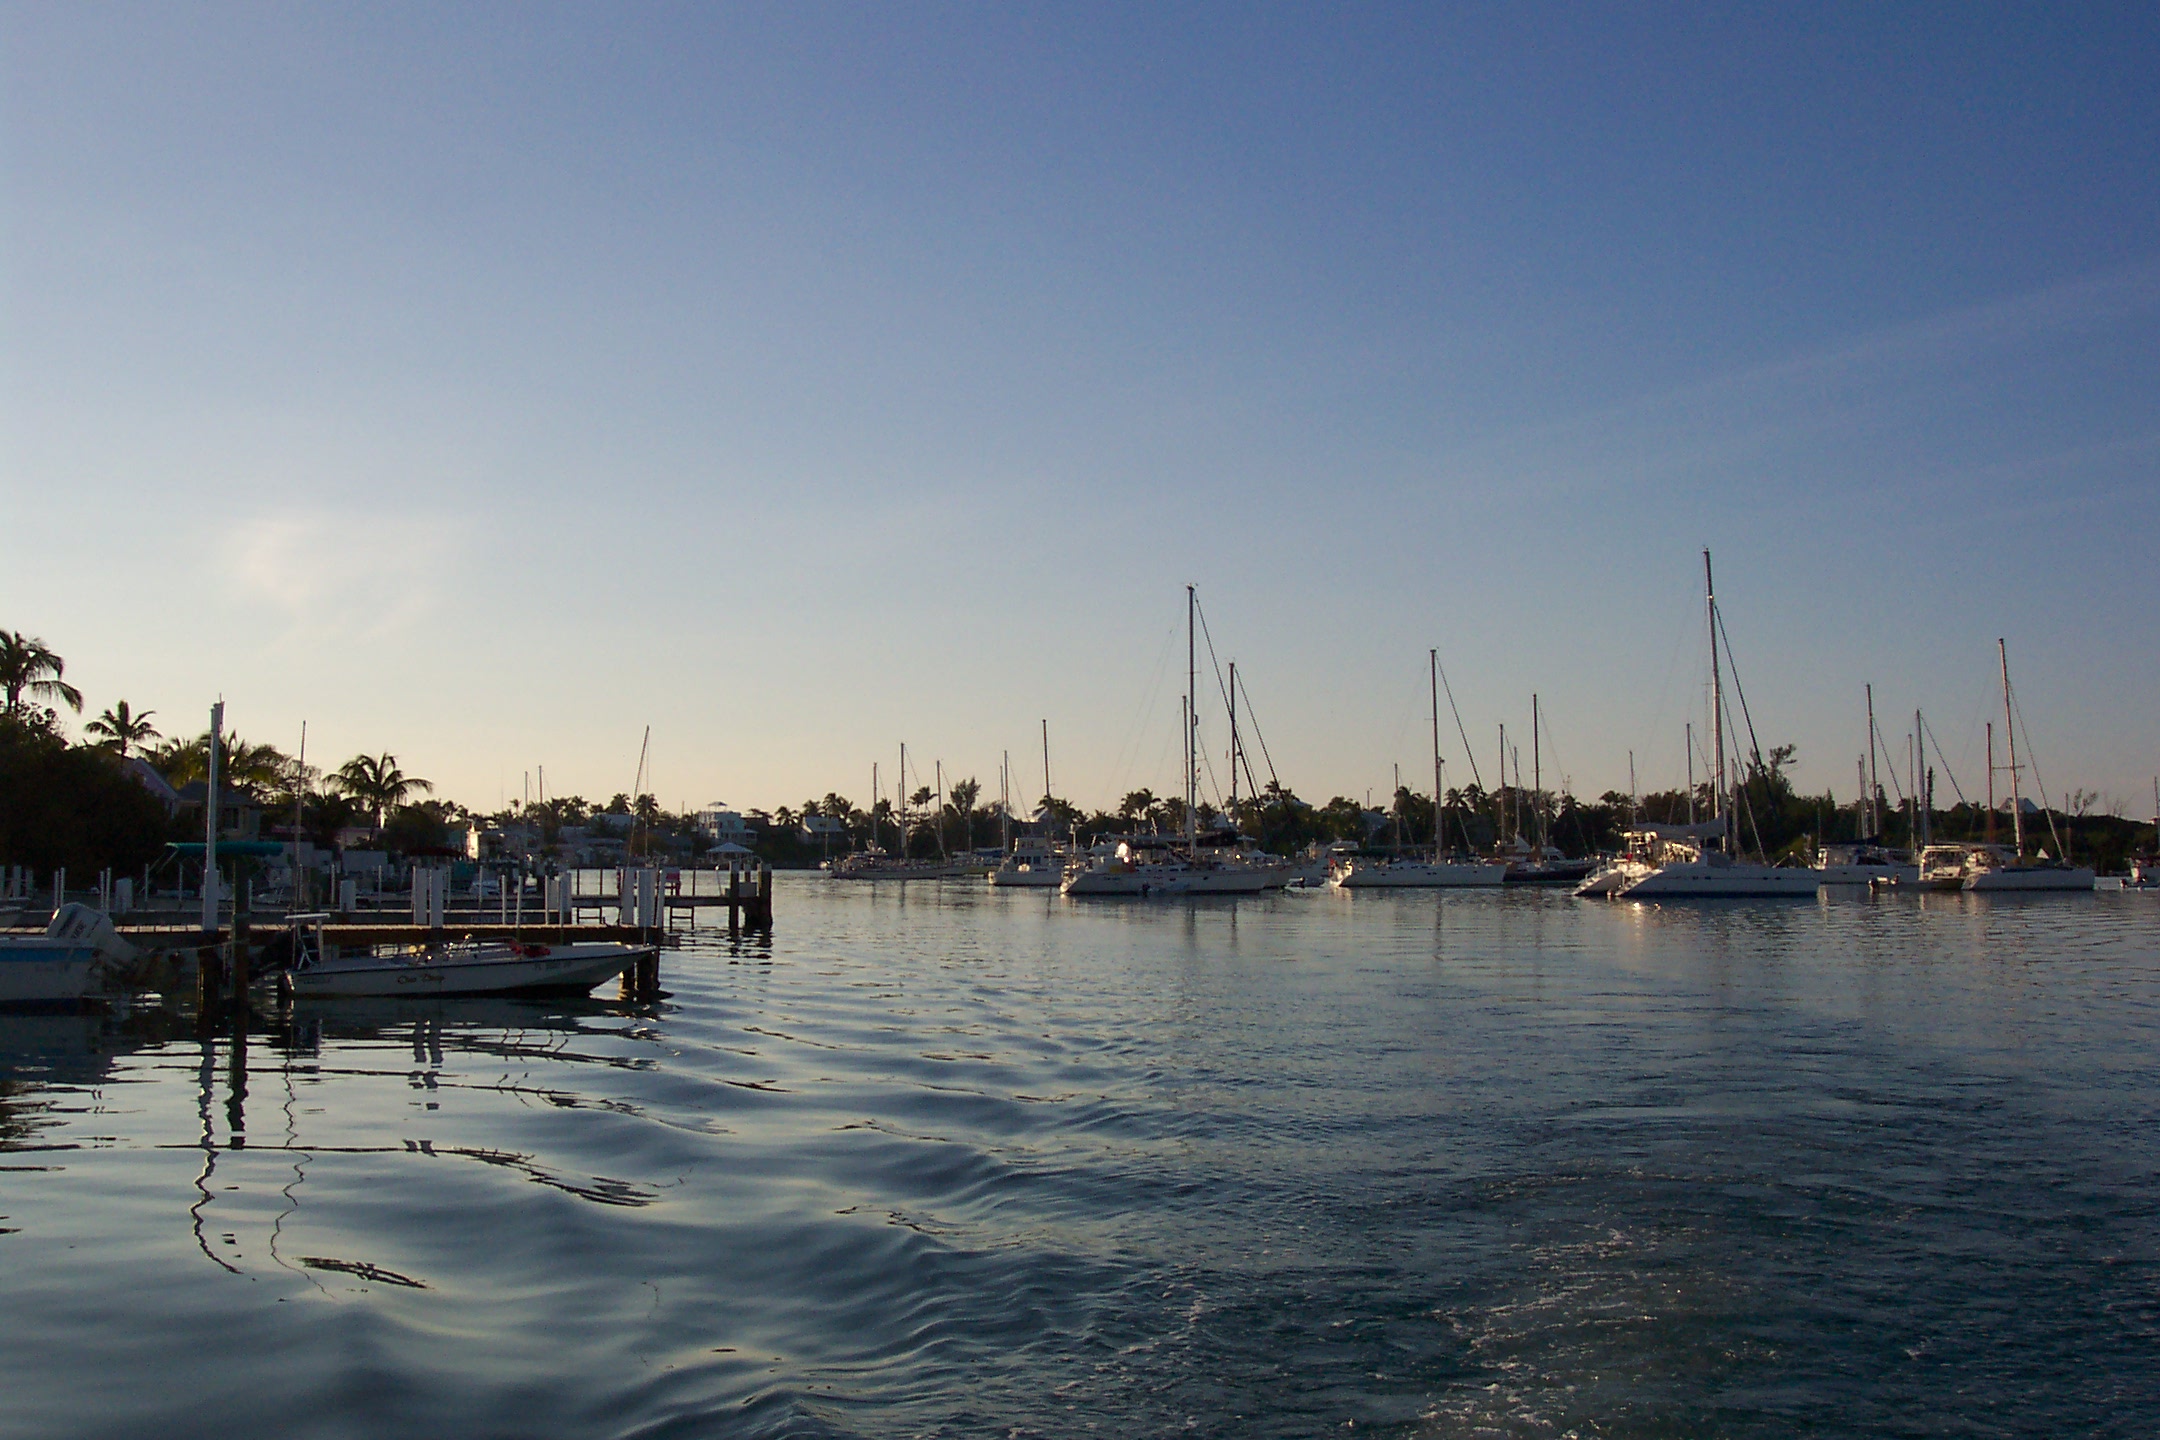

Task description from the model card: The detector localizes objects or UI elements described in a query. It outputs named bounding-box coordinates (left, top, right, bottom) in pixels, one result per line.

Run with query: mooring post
left=728, top=862, right=742, bottom=938
left=230, top=902, right=251, bottom=1014
left=196, top=943, right=225, bottom=1027
left=757, top=863, right=773, bottom=928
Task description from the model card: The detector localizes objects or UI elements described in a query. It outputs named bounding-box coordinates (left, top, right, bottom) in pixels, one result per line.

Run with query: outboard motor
left=46, top=903, right=136, bottom=962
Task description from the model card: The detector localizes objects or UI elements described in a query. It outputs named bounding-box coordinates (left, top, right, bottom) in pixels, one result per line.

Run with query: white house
left=698, top=803, right=754, bottom=846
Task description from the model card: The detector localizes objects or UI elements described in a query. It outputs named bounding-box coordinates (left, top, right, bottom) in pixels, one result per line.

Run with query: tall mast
left=292, top=719, right=307, bottom=909
left=1001, top=751, right=1011, bottom=851
left=1627, top=750, right=1637, bottom=829
left=1685, top=722, right=1696, bottom=825
left=1906, top=732, right=1917, bottom=849
left=1985, top=724, right=1996, bottom=845
left=899, top=743, right=908, bottom=857
left=202, top=700, right=223, bottom=934
left=1999, top=639, right=2024, bottom=857
left=1228, top=660, right=1239, bottom=807
left=872, top=762, right=880, bottom=850
left=1393, top=763, right=1403, bottom=851
left=1498, top=723, right=1509, bottom=842
left=1431, top=650, right=1444, bottom=857
left=1865, top=684, right=1879, bottom=837
left=1531, top=693, right=1541, bottom=853
left=1186, top=585, right=1197, bottom=854
left=1915, top=709, right=1928, bottom=847
left=1705, top=550, right=1726, bottom=855
left=1041, top=719, right=1050, bottom=812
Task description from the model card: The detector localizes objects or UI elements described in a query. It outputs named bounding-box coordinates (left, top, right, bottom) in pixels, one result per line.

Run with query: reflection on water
left=2, top=879, right=2158, bottom=1437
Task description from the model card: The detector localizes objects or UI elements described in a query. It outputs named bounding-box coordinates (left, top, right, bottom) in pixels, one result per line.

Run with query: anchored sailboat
left=1332, top=650, right=1507, bottom=888
left=1615, top=552, right=1818, bottom=899
left=1064, top=587, right=1272, bottom=896
left=1920, top=640, right=2095, bottom=893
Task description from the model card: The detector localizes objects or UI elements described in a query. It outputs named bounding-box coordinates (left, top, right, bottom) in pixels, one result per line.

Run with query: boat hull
left=987, top=866, right=1065, bottom=887
left=0, top=943, right=104, bottom=1006
left=1333, top=862, right=1509, bottom=889
left=1817, top=864, right=1919, bottom=887
left=1965, top=866, right=2097, bottom=892
left=288, top=943, right=648, bottom=998
left=1617, top=862, right=1820, bottom=899
left=829, top=861, right=974, bottom=881
left=1574, top=861, right=1654, bottom=897
left=1062, top=863, right=1273, bottom=896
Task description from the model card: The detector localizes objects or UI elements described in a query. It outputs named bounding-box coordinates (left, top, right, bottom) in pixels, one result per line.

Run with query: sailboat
left=1616, top=552, right=1819, bottom=899
left=1948, top=640, right=2094, bottom=893
left=829, top=744, right=974, bottom=879
left=990, top=730, right=1071, bottom=887
left=1063, top=587, right=1272, bottom=897
left=1331, top=651, right=1508, bottom=888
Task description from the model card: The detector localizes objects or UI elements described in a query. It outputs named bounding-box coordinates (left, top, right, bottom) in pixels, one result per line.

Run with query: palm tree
left=948, top=777, right=981, bottom=849
left=0, top=631, right=82, bottom=718
left=85, top=701, right=160, bottom=757
left=147, top=731, right=289, bottom=789
left=332, top=753, right=434, bottom=830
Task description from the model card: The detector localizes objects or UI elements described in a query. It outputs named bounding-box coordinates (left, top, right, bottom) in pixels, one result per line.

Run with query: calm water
left=4, top=879, right=2159, bottom=1438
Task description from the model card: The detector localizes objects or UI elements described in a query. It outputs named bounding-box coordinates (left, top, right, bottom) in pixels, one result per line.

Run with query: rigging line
left=1106, top=624, right=1179, bottom=803
left=1920, top=714, right=1968, bottom=807
left=1236, top=669, right=1281, bottom=793
left=1435, top=657, right=1484, bottom=791
left=2007, top=685, right=2068, bottom=854
left=1711, top=606, right=1766, bottom=774
left=1192, top=595, right=1238, bottom=725
left=1198, top=730, right=1228, bottom=812
left=1732, top=744, right=1771, bottom=860
left=1869, top=717, right=1910, bottom=805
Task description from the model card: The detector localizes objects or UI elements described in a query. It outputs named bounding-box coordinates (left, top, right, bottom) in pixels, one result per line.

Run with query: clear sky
left=5, top=3, right=2157, bottom=819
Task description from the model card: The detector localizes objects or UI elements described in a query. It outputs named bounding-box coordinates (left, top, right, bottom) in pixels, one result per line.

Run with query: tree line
left=9, top=627, right=2150, bottom=878
left=0, top=629, right=444, bottom=878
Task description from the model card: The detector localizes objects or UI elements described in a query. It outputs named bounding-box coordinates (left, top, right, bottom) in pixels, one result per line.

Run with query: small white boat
left=281, top=916, right=649, bottom=998
left=0, top=904, right=136, bottom=1007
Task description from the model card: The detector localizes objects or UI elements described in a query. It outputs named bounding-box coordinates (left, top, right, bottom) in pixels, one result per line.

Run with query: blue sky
left=4, top=4, right=2156, bottom=817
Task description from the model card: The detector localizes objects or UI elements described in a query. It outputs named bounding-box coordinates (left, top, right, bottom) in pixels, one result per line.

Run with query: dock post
left=756, top=864, right=773, bottom=928
left=231, top=906, right=251, bottom=1014
left=196, top=943, right=225, bottom=1027
left=728, top=862, right=742, bottom=939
